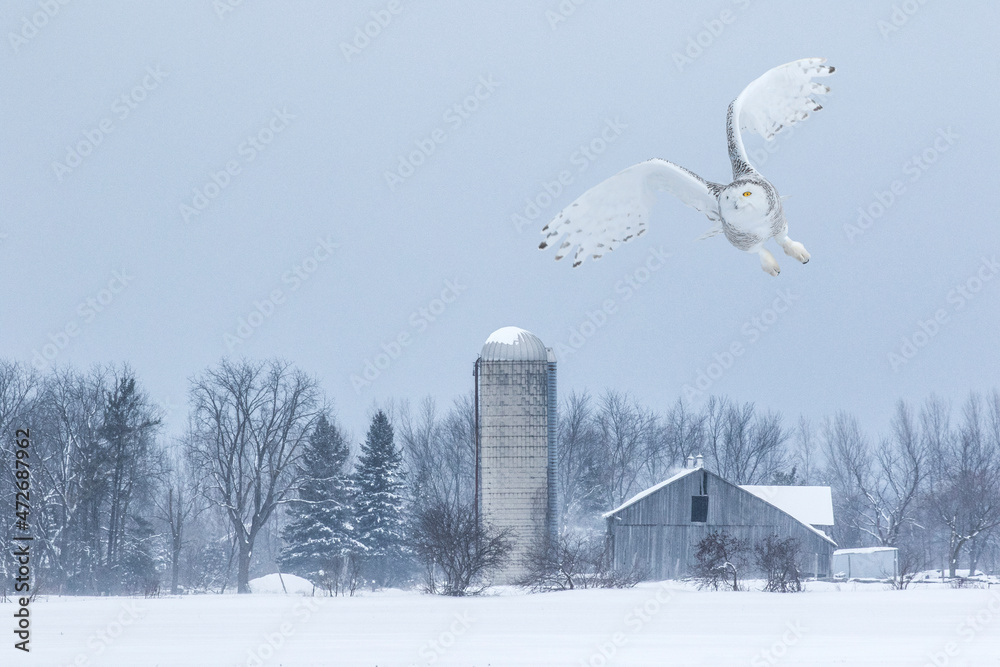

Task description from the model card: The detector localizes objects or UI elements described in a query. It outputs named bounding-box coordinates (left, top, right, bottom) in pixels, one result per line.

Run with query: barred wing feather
left=539, top=159, right=722, bottom=267
left=728, top=57, right=835, bottom=175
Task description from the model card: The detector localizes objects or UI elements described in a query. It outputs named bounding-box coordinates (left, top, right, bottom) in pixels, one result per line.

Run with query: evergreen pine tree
left=353, top=410, right=407, bottom=586
left=278, top=415, right=359, bottom=593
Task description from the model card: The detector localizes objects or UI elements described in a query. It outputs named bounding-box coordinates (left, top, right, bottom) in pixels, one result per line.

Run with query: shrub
left=410, top=500, right=512, bottom=596
left=518, top=529, right=646, bottom=592
left=754, top=535, right=803, bottom=593
left=517, top=529, right=599, bottom=592
left=592, top=545, right=647, bottom=589
left=692, top=532, right=751, bottom=591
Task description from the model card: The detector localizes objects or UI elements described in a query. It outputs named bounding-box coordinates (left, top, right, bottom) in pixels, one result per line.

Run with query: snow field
left=15, top=581, right=1000, bottom=667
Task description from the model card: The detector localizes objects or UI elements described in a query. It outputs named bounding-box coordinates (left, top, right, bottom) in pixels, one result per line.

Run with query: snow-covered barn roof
left=739, top=485, right=835, bottom=527
left=601, top=467, right=701, bottom=518
left=602, top=468, right=837, bottom=547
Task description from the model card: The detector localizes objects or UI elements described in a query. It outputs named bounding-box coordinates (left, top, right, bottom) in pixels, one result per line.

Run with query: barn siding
left=607, top=469, right=835, bottom=580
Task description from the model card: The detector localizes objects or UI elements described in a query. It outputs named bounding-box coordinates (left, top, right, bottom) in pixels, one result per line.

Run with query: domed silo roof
left=480, top=326, right=549, bottom=362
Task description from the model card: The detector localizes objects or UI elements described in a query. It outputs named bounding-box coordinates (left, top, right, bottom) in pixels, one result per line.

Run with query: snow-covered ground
left=248, top=573, right=316, bottom=596
left=16, top=581, right=1000, bottom=666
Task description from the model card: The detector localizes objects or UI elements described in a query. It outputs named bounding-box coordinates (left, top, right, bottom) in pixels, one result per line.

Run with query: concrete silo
left=474, top=326, right=557, bottom=583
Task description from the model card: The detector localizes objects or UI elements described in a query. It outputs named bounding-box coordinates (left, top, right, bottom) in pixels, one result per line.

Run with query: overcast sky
left=4, top=1, right=997, bottom=444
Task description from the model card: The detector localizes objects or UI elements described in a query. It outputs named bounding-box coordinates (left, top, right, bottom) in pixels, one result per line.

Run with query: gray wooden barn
left=603, top=463, right=837, bottom=580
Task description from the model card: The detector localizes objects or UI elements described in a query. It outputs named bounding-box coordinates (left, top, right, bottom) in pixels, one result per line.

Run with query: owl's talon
left=759, top=248, right=781, bottom=276
left=781, top=239, right=811, bottom=264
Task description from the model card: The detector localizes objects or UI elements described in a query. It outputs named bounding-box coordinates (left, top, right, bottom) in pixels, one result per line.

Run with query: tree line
left=2, top=357, right=998, bottom=597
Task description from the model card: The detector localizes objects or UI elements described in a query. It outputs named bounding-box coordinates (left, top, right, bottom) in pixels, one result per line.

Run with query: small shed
left=604, top=465, right=837, bottom=580
left=832, top=547, right=899, bottom=580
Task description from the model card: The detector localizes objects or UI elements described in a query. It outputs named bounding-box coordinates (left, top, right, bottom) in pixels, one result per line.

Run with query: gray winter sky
left=3, top=1, right=998, bottom=444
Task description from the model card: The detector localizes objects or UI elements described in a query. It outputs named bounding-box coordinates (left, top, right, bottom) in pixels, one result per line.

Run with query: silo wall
left=478, top=359, right=551, bottom=583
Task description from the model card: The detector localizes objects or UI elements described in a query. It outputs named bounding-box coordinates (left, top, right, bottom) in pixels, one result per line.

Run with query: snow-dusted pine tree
left=278, top=414, right=360, bottom=594
left=353, top=410, right=407, bottom=586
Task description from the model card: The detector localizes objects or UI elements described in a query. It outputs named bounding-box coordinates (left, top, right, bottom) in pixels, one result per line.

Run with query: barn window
left=691, top=495, right=708, bottom=522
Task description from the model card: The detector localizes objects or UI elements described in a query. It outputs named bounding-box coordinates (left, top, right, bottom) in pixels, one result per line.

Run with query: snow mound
left=248, top=573, right=314, bottom=594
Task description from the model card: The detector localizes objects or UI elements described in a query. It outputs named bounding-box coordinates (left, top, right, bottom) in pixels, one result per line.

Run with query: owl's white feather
left=539, top=159, right=723, bottom=267
left=539, top=58, right=835, bottom=273
left=728, top=57, right=834, bottom=177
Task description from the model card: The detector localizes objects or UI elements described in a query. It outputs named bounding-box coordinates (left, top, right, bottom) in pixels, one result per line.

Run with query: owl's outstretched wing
left=539, top=159, right=722, bottom=267
left=727, top=57, right=835, bottom=179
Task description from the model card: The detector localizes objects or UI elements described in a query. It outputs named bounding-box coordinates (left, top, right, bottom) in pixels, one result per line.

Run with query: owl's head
left=722, top=182, right=767, bottom=212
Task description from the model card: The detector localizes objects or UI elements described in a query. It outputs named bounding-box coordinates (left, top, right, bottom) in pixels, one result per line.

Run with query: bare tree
left=179, top=510, right=233, bottom=594
left=702, top=396, right=789, bottom=484
left=636, top=399, right=700, bottom=492
left=396, top=397, right=438, bottom=501
left=152, top=446, right=207, bottom=594
left=660, top=398, right=704, bottom=472
left=27, top=365, right=163, bottom=594
left=556, top=392, right=602, bottom=527
left=594, top=390, right=659, bottom=508
left=410, top=500, right=512, bottom=595
left=822, top=411, right=870, bottom=548
left=0, top=361, right=38, bottom=434
left=557, top=393, right=699, bottom=525
left=517, top=528, right=601, bottom=592
left=0, top=361, right=39, bottom=600
left=516, top=527, right=646, bottom=591
left=31, top=367, right=104, bottom=592
left=969, top=391, right=1000, bottom=574
left=399, top=396, right=475, bottom=512
left=877, top=402, right=928, bottom=546
left=926, top=393, right=1000, bottom=577
left=187, top=359, right=322, bottom=593
left=824, top=404, right=926, bottom=550
left=789, top=416, right=818, bottom=484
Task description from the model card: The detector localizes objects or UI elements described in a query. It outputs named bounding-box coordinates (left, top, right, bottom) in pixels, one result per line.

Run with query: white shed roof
left=739, top=485, right=835, bottom=526
left=833, top=547, right=897, bottom=555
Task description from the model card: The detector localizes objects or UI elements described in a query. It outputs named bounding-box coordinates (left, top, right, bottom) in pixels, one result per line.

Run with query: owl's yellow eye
left=742, top=191, right=752, bottom=197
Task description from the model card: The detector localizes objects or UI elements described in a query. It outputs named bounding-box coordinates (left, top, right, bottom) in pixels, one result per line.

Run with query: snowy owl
left=539, top=58, right=835, bottom=276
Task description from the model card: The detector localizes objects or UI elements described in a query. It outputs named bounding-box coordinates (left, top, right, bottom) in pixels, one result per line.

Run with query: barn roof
left=602, top=467, right=837, bottom=546
left=739, top=485, right=835, bottom=526
left=601, top=467, right=701, bottom=518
